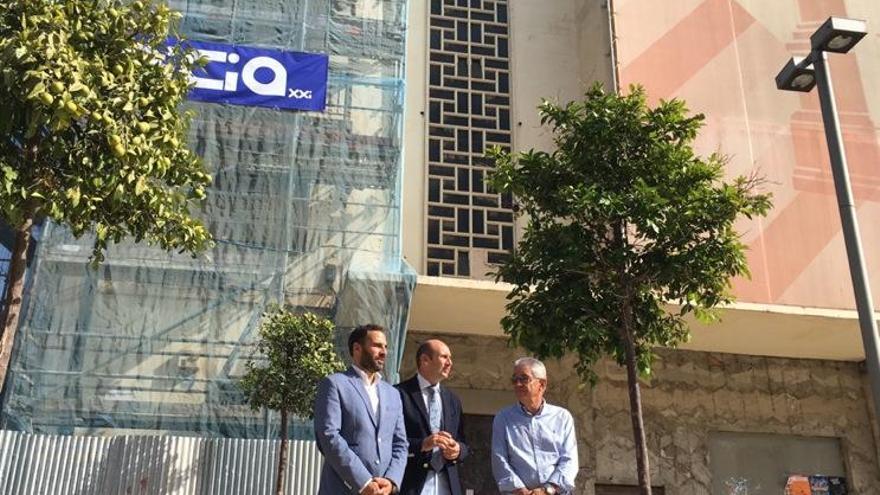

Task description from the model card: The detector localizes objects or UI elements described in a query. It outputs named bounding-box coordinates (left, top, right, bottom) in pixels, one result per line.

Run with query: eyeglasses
left=511, top=375, right=534, bottom=385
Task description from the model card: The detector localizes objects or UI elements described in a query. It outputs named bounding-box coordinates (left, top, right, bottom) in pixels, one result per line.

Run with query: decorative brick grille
left=425, top=0, right=514, bottom=278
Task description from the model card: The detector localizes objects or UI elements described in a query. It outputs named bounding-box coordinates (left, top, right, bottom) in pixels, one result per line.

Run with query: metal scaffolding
left=0, top=0, right=413, bottom=438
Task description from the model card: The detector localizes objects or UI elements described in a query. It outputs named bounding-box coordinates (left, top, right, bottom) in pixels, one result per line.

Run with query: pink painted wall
left=615, top=0, right=880, bottom=310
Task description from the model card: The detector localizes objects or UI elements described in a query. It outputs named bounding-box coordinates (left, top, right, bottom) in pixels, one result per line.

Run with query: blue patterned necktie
left=427, top=386, right=445, bottom=472
left=428, top=385, right=441, bottom=433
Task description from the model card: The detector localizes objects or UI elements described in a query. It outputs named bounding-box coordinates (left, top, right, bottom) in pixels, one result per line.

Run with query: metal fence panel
left=0, top=431, right=323, bottom=495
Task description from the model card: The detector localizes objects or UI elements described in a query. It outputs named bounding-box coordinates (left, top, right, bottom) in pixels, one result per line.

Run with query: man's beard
left=359, top=353, right=384, bottom=373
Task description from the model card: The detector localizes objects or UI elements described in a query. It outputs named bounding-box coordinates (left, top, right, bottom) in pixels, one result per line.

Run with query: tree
left=0, top=0, right=212, bottom=392
left=240, top=309, right=344, bottom=495
left=488, top=84, right=772, bottom=495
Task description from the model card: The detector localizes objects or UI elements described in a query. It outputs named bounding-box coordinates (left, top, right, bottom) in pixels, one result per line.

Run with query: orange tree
left=489, top=84, right=772, bottom=495
left=0, top=0, right=212, bottom=392
left=240, top=309, right=344, bottom=495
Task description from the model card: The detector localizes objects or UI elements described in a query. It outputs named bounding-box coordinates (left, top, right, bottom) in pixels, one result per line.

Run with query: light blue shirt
left=491, top=402, right=578, bottom=494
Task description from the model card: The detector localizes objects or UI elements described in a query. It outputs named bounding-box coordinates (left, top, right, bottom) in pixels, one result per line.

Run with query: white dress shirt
left=352, top=365, right=382, bottom=494
left=353, top=365, right=380, bottom=416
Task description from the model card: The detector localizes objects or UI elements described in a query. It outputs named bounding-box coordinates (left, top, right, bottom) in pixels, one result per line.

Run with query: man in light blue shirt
left=491, top=358, right=578, bottom=495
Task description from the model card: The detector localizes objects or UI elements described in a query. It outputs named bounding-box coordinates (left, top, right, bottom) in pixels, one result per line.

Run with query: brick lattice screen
left=425, top=0, right=515, bottom=278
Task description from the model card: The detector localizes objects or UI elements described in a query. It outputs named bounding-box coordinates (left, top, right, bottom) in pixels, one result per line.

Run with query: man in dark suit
left=396, top=339, right=469, bottom=495
left=314, top=324, right=408, bottom=495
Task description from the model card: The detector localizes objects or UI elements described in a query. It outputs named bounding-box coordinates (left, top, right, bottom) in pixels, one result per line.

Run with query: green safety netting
left=0, top=0, right=413, bottom=438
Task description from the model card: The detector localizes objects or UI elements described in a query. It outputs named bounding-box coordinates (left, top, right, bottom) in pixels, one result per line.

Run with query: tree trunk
left=0, top=216, right=33, bottom=396
left=275, top=408, right=289, bottom=495
left=620, top=294, right=652, bottom=495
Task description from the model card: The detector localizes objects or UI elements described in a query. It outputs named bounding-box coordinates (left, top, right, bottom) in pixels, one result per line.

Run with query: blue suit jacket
left=314, top=367, right=408, bottom=494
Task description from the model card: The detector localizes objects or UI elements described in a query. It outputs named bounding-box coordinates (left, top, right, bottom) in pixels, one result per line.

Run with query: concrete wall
left=402, top=331, right=880, bottom=494
left=507, top=0, right=616, bottom=154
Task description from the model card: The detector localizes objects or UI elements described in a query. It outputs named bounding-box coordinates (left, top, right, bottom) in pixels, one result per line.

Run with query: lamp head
left=775, top=56, right=816, bottom=92
left=811, top=16, right=867, bottom=53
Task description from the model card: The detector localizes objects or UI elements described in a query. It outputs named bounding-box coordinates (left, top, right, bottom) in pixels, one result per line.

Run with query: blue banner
left=179, top=40, right=328, bottom=112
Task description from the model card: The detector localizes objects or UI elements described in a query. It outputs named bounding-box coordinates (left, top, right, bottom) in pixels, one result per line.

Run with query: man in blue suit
left=314, top=324, right=408, bottom=495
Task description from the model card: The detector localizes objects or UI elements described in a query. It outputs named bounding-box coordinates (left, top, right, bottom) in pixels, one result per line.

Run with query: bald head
left=416, top=339, right=453, bottom=385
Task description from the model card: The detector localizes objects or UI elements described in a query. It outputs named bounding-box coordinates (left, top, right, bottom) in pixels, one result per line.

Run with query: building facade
left=402, top=0, right=880, bottom=493
left=2, top=0, right=880, bottom=494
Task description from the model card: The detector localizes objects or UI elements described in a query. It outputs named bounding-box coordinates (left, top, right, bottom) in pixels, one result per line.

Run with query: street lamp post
left=775, top=17, right=880, bottom=424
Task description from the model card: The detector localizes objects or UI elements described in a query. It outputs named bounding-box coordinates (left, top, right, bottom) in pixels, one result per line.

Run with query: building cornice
left=410, top=275, right=867, bottom=361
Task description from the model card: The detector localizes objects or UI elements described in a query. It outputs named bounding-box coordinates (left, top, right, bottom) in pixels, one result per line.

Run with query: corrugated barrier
left=0, top=431, right=323, bottom=495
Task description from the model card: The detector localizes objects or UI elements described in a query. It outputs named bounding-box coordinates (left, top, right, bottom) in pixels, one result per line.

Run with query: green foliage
left=0, top=0, right=212, bottom=261
left=240, top=309, right=344, bottom=419
left=488, top=84, right=772, bottom=382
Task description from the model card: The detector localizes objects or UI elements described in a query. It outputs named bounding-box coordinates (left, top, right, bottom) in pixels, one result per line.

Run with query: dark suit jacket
left=395, top=375, right=470, bottom=495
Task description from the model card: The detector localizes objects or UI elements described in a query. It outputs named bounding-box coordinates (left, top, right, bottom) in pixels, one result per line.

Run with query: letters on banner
left=170, top=39, right=329, bottom=112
